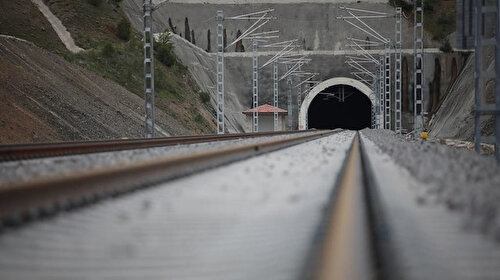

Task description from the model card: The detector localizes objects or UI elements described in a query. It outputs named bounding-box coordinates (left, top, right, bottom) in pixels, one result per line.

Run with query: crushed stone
left=0, top=132, right=320, bottom=186
left=361, top=129, right=500, bottom=242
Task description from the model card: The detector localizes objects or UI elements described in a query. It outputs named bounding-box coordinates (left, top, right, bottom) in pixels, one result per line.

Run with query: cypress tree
left=207, top=29, right=211, bottom=52
left=184, top=17, right=191, bottom=42
left=223, top=28, right=227, bottom=49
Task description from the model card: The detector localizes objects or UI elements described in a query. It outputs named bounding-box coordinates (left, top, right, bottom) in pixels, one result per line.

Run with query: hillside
left=0, top=0, right=67, bottom=55
left=0, top=35, right=184, bottom=143
left=389, top=0, right=456, bottom=48
left=0, top=0, right=216, bottom=143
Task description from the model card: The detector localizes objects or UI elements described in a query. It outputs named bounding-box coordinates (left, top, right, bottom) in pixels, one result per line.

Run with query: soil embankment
left=0, top=36, right=183, bottom=143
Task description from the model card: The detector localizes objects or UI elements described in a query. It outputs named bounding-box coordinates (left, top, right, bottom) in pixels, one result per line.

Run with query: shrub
left=424, top=0, right=434, bottom=12
left=87, top=0, right=102, bottom=7
left=101, top=42, right=115, bottom=57
left=199, top=91, right=210, bottom=104
left=388, top=0, right=412, bottom=13
left=156, top=31, right=176, bottom=67
left=195, top=113, right=204, bottom=123
left=440, top=39, right=453, bottom=53
left=116, top=18, right=131, bottom=41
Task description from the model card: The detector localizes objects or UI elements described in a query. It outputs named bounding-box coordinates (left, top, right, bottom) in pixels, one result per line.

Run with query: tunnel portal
left=307, top=84, right=371, bottom=130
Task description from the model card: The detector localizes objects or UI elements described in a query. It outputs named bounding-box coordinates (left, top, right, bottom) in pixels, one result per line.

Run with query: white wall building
left=242, top=104, right=287, bottom=132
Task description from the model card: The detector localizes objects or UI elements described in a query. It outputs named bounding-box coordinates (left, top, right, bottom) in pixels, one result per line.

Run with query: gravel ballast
left=361, top=129, right=500, bottom=242
left=0, top=132, right=320, bottom=185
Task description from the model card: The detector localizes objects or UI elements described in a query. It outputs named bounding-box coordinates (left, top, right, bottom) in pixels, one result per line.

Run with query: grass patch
left=67, top=35, right=192, bottom=102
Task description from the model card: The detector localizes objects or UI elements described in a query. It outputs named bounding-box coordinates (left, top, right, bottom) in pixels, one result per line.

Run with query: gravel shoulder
left=361, top=133, right=500, bottom=279
left=361, top=129, right=500, bottom=242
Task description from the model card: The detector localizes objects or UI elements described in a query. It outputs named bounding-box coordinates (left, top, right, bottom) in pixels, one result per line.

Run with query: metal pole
left=287, top=64, right=293, bottom=131
left=474, top=0, right=482, bottom=153
left=371, top=77, right=378, bottom=129
left=384, top=42, right=391, bottom=130
left=296, top=66, right=302, bottom=129
left=379, top=56, right=385, bottom=129
left=297, top=80, right=302, bottom=127
left=216, top=10, right=225, bottom=134
left=273, top=60, right=279, bottom=131
left=252, top=39, right=259, bottom=133
left=474, top=0, right=500, bottom=161
left=143, top=0, right=155, bottom=138
left=395, top=7, right=402, bottom=134
left=496, top=0, right=500, bottom=161
left=414, top=0, right=425, bottom=136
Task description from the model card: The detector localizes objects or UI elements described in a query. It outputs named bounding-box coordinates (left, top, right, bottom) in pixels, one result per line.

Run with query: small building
left=242, top=104, right=287, bottom=132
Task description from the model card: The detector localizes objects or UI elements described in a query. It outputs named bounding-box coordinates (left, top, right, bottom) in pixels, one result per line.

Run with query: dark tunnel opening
left=307, top=84, right=371, bottom=130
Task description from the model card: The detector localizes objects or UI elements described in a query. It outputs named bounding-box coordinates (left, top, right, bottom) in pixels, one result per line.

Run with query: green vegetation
left=8, top=0, right=217, bottom=134
left=388, top=0, right=412, bottom=13
left=116, top=18, right=131, bottom=41
left=67, top=34, right=195, bottom=104
left=194, top=113, right=204, bottom=123
left=199, top=91, right=210, bottom=104
left=101, top=41, right=115, bottom=57
left=156, top=31, right=176, bottom=67
left=440, top=38, right=453, bottom=53
left=87, top=0, right=102, bottom=7
left=389, top=0, right=456, bottom=42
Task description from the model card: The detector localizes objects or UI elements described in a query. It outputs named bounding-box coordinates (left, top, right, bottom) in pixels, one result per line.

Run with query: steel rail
left=307, top=132, right=394, bottom=280
left=0, top=130, right=315, bottom=161
left=312, top=133, right=374, bottom=279
left=0, top=130, right=337, bottom=227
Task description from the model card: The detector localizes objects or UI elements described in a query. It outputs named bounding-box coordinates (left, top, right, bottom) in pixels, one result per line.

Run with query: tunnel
left=298, top=77, right=373, bottom=131
left=307, top=84, right=371, bottom=130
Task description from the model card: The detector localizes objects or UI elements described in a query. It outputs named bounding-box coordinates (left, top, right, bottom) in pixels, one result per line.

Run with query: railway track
left=1, top=131, right=500, bottom=280
left=0, top=130, right=336, bottom=226
left=310, top=133, right=391, bottom=280
left=0, top=130, right=313, bottom=161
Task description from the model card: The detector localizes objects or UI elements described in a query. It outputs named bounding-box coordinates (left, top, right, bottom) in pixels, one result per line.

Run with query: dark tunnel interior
left=307, top=85, right=371, bottom=130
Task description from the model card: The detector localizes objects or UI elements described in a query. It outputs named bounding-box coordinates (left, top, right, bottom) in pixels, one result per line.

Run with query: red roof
left=243, top=104, right=287, bottom=115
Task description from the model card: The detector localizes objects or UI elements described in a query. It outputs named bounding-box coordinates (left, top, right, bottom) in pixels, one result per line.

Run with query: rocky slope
left=429, top=53, right=495, bottom=141
left=0, top=35, right=186, bottom=143
left=0, top=0, right=219, bottom=143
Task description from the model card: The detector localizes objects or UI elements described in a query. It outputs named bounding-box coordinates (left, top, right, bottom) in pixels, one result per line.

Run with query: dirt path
left=31, top=0, right=83, bottom=53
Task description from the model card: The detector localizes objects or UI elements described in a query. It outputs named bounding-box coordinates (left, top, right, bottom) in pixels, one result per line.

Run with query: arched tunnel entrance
left=299, top=77, right=373, bottom=131
left=308, top=85, right=371, bottom=130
